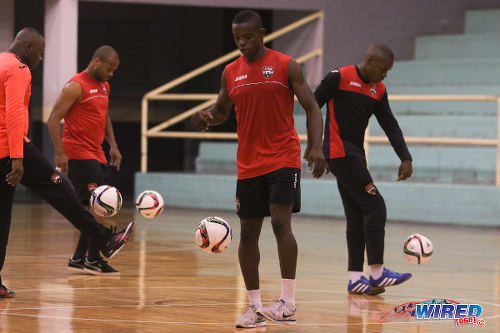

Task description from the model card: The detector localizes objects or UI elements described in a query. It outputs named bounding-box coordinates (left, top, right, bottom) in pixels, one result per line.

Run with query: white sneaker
left=258, top=299, right=296, bottom=325
left=235, top=305, right=266, bottom=328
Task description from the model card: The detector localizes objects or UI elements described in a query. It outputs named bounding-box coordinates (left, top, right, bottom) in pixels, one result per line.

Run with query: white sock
left=349, top=271, right=363, bottom=283
left=370, top=265, right=384, bottom=280
left=280, top=279, right=296, bottom=308
left=247, top=289, right=262, bottom=307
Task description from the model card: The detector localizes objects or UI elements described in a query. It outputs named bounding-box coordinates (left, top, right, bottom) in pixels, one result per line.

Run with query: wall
left=0, top=0, right=14, bottom=51
left=135, top=173, right=500, bottom=227
left=80, top=0, right=500, bottom=85
left=321, top=0, right=500, bottom=73
left=80, top=0, right=324, bottom=11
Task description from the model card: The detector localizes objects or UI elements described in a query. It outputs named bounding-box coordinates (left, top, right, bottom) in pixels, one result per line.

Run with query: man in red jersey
left=314, top=43, right=413, bottom=296
left=191, top=10, right=326, bottom=328
left=48, top=46, right=122, bottom=275
left=0, top=28, right=135, bottom=297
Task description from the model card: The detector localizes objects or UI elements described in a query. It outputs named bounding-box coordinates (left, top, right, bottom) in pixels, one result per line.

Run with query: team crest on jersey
left=366, top=183, right=377, bottom=195
left=370, top=86, right=377, bottom=96
left=51, top=173, right=63, bottom=184
left=262, top=66, right=274, bottom=78
left=102, top=85, right=107, bottom=94
left=87, top=182, right=97, bottom=193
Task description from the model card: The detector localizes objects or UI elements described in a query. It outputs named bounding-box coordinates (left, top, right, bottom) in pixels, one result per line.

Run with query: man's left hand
left=304, top=144, right=327, bottom=178
left=110, top=147, right=122, bottom=171
left=397, top=160, right=413, bottom=181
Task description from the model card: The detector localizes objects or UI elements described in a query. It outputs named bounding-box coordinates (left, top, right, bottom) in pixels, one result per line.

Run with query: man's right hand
left=6, top=158, right=24, bottom=186
left=190, top=110, right=214, bottom=131
left=56, top=152, right=69, bottom=174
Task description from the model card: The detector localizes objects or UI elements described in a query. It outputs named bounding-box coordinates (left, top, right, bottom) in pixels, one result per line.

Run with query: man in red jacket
left=0, top=28, right=135, bottom=297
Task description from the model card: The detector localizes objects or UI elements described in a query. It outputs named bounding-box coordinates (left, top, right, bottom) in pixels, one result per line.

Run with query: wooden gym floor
left=0, top=202, right=498, bottom=332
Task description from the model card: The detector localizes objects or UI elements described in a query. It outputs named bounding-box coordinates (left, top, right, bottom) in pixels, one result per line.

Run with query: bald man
left=48, top=45, right=122, bottom=275
left=314, top=43, right=413, bottom=296
left=0, top=30, right=134, bottom=297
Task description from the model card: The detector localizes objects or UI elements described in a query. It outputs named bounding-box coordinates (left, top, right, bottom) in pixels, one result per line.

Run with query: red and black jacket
left=314, top=65, right=412, bottom=161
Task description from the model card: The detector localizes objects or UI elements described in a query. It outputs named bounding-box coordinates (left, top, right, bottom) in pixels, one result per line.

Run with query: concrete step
left=292, top=113, right=498, bottom=138
left=465, top=9, right=500, bottom=33
left=415, top=33, right=500, bottom=60
left=385, top=58, right=500, bottom=87
left=196, top=142, right=497, bottom=184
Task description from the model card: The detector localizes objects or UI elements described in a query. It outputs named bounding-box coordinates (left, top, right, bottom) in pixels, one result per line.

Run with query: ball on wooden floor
left=195, top=216, right=232, bottom=253
left=403, top=234, right=433, bottom=264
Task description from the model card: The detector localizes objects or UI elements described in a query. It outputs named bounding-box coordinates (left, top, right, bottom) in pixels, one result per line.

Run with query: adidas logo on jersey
left=349, top=81, right=362, bottom=88
left=235, top=75, right=247, bottom=82
left=90, top=89, right=98, bottom=93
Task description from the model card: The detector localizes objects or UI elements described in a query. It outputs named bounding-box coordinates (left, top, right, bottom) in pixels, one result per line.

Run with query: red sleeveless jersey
left=225, top=49, right=300, bottom=179
left=62, top=71, right=109, bottom=163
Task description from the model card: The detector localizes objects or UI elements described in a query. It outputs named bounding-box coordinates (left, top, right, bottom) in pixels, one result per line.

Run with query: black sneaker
left=68, top=257, right=85, bottom=273
left=0, top=285, right=15, bottom=298
left=101, top=221, right=135, bottom=259
left=84, top=259, right=120, bottom=275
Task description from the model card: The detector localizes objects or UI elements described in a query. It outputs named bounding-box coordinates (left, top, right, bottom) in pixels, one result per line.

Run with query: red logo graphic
left=262, top=66, right=274, bottom=78
left=87, top=183, right=97, bottom=193
left=456, top=316, right=485, bottom=327
left=235, top=197, right=240, bottom=212
left=366, top=183, right=377, bottom=195
left=51, top=173, right=62, bottom=184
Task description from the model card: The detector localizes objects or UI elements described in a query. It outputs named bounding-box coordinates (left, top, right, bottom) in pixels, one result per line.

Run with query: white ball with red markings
left=403, top=234, right=433, bottom=264
left=135, top=190, right=164, bottom=218
left=195, top=216, right=232, bottom=253
left=90, top=185, right=122, bottom=217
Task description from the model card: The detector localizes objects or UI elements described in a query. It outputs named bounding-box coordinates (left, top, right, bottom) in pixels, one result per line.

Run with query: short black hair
left=232, top=9, right=263, bottom=29
left=92, top=45, right=119, bottom=62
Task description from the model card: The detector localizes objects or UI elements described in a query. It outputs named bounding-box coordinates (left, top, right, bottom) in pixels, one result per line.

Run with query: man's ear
left=24, top=41, right=33, bottom=56
left=92, top=57, right=102, bottom=66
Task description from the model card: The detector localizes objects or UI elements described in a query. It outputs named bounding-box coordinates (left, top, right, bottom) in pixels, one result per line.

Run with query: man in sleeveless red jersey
left=0, top=29, right=135, bottom=297
left=48, top=46, right=122, bottom=275
left=314, top=43, right=413, bottom=296
left=191, top=10, right=326, bottom=328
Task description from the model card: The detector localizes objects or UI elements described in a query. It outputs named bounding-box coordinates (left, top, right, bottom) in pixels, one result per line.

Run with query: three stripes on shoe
left=374, top=277, right=398, bottom=287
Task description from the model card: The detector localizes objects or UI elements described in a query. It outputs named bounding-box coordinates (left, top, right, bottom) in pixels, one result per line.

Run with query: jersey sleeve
left=373, top=91, right=412, bottom=161
left=4, top=66, right=30, bottom=158
left=314, top=69, right=340, bottom=108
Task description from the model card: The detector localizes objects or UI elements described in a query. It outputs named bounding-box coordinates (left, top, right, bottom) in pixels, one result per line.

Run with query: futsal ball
left=403, top=234, right=433, bottom=264
left=135, top=190, right=165, bottom=218
left=90, top=185, right=122, bottom=217
left=195, top=216, right=232, bottom=253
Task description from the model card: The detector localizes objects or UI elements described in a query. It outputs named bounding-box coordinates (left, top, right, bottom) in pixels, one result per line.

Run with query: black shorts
left=68, top=159, right=109, bottom=206
left=236, top=167, right=301, bottom=219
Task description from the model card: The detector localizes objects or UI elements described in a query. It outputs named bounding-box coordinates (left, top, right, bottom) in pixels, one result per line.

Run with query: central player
left=191, top=10, right=326, bottom=328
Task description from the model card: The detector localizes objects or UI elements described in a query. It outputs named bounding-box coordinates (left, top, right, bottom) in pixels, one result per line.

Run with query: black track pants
left=327, top=157, right=386, bottom=271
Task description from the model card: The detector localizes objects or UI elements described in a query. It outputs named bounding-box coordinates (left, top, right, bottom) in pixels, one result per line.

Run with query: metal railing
left=364, top=95, right=500, bottom=187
